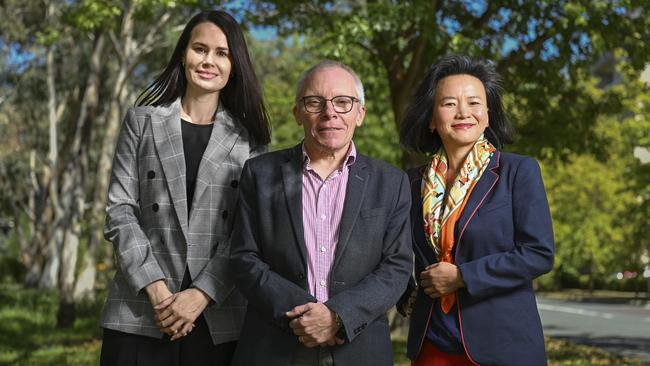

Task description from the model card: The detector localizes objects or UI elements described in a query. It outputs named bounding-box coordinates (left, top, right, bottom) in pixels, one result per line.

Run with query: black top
left=181, top=118, right=214, bottom=215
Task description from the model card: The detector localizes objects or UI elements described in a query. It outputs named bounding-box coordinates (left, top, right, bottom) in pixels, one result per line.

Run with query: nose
left=321, top=99, right=338, bottom=118
left=202, top=51, right=215, bottom=66
left=456, top=101, right=470, bottom=118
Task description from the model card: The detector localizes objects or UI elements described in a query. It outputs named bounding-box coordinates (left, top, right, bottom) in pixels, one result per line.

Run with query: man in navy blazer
left=230, top=60, right=412, bottom=365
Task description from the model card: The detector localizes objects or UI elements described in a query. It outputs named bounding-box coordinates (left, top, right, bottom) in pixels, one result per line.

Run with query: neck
left=304, top=142, right=350, bottom=180
left=443, top=143, right=473, bottom=173
left=181, top=91, right=220, bottom=125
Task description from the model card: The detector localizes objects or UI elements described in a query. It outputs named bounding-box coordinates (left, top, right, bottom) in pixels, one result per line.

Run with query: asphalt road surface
left=537, top=297, right=650, bottom=364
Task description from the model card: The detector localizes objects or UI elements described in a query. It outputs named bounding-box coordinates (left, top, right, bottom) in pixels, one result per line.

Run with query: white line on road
left=538, top=303, right=614, bottom=319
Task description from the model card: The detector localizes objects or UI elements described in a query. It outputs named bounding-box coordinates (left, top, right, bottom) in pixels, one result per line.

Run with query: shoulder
left=122, top=104, right=171, bottom=126
left=358, top=154, right=403, bottom=174
left=405, top=165, right=425, bottom=183
left=247, top=146, right=297, bottom=167
left=497, top=151, right=541, bottom=174
left=356, top=154, right=408, bottom=186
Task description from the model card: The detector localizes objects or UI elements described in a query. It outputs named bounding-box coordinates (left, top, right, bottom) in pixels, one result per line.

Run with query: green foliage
left=539, top=69, right=650, bottom=289
left=0, top=285, right=103, bottom=365
left=66, top=0, right=121, bottom=32
left=542, top=154, right=634, bottom=287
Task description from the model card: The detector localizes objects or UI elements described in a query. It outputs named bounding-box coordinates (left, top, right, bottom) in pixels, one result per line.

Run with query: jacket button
left=147, top=170, right=155, bottom=179
left=152, top=203, right=159, bottom=212
left=222, top=210, right=228, bottom=219
left=230, top=179, right=239, bottom=188
left=298, top=273, right=305, bottom=279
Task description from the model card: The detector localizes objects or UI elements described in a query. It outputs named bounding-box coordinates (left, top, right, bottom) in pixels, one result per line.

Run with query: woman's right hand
left=145, top=280, right=176, bottom=335
left=145, top=280, right=173, bottom=307
left=419, top=262, right=465, bottom=299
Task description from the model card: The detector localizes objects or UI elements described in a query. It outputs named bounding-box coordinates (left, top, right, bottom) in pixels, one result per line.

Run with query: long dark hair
left=136, top=10, right=271, bottom=144
left=400, top=55, right=514, bottom=154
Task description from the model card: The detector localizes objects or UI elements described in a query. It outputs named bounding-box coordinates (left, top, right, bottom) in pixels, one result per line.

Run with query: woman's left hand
left=154, top=288, right=211, bottom=341
left=419, top=262, right=465, bottom=299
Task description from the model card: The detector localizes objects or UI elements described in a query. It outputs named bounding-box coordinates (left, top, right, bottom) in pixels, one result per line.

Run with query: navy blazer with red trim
left=400, top=151, right=554, bottom=366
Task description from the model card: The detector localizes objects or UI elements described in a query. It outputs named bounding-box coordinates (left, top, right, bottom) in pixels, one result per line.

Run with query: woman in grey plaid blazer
left=99, top=10, right=270, bottom=366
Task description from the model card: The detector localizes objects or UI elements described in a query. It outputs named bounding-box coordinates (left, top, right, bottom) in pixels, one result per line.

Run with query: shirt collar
left=301, top=141, right=357, bottom=171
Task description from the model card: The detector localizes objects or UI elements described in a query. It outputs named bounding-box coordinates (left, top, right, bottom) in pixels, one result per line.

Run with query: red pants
left=412, top=340, right=475, bottom=366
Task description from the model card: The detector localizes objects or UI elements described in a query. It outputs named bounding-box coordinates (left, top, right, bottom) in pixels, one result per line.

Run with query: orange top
left=439, top=180, right=478, bottom=313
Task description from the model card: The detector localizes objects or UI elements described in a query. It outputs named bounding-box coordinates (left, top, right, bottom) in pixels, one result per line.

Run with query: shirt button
left=320, top=214, right=326, bottom=220
left=320, top=246, right=326, bottom=252
left=320, top=280, right=326, bottom=286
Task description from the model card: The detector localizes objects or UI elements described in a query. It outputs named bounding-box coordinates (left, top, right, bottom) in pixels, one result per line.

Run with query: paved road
left=537, top=297, right=650, bottom=364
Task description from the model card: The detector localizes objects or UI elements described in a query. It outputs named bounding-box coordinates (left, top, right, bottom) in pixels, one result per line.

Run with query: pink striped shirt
left=301, top=142, right=357, bottom=302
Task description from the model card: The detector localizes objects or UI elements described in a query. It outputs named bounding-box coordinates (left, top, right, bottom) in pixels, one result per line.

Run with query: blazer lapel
left=282, top=145, right=309, bottom=268
left=151, top=99, right=189, bottom=241
left=455, top=151, right=501, bottom=241
left=190, top=106, right=243, bottom=219
left=332, top=156, right=369, bottom=269
left=411, top=171, right=438, bottom=265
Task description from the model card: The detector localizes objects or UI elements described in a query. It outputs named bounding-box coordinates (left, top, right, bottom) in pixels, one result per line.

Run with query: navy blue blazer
left=230, top=144, right=412, bottom=366
left=400, top=151, right=554, bottom=366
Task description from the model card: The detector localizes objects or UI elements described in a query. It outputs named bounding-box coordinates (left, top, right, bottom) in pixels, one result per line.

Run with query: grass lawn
left=0, top=285, right=644, bottom=365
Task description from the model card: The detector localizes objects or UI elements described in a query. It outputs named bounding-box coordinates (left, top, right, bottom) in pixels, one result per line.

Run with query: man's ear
left=355, top=105, right=366, bottom=127
left=293, top=105, right=302, bottom=125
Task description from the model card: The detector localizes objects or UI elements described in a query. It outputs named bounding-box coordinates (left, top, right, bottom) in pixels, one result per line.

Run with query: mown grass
left=0, top=285, right=102, bottom=366
left=0, top=285, right=644, bottom=365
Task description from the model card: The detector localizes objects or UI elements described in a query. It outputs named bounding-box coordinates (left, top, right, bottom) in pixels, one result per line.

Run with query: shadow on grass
left=0, top=285, right=103, bottom=366
left=547, top=335, right=649, bottom=366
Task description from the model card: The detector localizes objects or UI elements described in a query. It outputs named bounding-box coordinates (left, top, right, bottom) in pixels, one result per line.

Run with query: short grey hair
left=294, top=60, right=365, bottom=106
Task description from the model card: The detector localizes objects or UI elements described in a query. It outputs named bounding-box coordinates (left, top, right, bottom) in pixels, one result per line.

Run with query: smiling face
left=182, top=22, right=232, bottom=98
left=294, top=66, right=365, bottom=158
left=430, top=74, right=489, bottom=152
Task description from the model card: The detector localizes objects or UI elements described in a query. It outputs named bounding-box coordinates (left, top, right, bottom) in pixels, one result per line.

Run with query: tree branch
left=139, top=11, right=172, bottom=56
left=497, top=31, right=555, bottom=74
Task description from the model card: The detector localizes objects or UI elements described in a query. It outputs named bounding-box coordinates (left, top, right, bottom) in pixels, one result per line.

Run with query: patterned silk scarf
left=421, top=134, right=495, bottom=313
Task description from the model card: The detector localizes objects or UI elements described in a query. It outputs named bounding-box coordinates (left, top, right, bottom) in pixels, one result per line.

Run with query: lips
left=196, top=71, right=217, bottom=79
left=451, top=123, right=475, bottom=129
left=318, top=127, right=343, bottom=132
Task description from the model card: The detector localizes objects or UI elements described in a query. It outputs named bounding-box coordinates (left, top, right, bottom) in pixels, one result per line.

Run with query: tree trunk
left=55, top=31, right=105, bottom=325
left=39, top=227, right=61, bottom=289
left=87, top=4, right=172, bottom=275
left=57, top=179, right=81, bottom=328
left=40, top=18, right=62, bottom=289
left=73, top=32, right=105, bottom=301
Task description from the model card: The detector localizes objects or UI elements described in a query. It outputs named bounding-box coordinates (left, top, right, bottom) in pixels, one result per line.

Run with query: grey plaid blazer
left=100, top=98, right=266, bottom=344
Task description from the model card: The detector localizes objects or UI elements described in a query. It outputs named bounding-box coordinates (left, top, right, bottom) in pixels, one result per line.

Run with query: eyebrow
left=190, top=41, right=229, bottom=51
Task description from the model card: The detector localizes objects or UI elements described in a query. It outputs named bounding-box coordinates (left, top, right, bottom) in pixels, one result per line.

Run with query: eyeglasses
left=301, top=95, right=359, bottom=114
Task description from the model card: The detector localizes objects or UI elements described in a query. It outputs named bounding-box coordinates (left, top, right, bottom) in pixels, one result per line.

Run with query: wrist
left=145, top=280, right=167, bottom=297
left=190, top=287, right=212, bottom=304
left=331, top=310, right=346, bottom=340
left=455, top=266, right=465, bottom=288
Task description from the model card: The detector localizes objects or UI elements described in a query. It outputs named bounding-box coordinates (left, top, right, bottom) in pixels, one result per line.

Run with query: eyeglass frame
left=300, top=95, right=360, bottom=114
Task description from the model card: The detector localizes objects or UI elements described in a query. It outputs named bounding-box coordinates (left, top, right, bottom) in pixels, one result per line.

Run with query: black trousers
left=100, top=315, right=236, bottom=366
left=100, top=268, right=235, bottom=366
